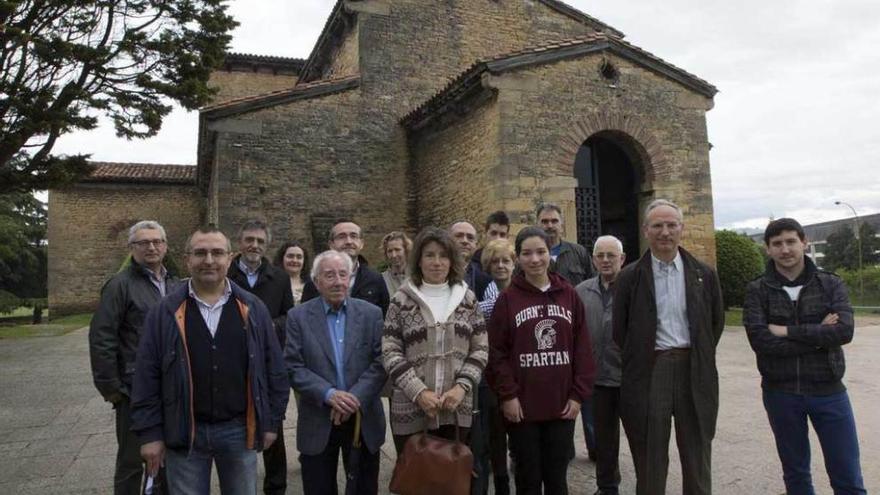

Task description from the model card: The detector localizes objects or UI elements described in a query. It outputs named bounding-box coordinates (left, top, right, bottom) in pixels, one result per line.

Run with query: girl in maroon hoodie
left=487, top=226, right=595, bottom=495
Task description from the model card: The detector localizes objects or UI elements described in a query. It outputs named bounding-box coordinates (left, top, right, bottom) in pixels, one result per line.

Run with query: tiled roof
left=401, top=33, right=717, bottom=127
left=82, top=162, right=196, bottom=185
left=223, top=53, right=305, bottom=73
left=200, top=74, right=360, bottom=118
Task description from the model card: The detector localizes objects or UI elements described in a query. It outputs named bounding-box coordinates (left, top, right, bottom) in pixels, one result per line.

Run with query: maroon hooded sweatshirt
left=487, top=272, right=595, bottom=422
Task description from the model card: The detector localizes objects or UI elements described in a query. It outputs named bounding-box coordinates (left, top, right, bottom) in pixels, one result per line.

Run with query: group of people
left=88, top=199, right=866, bottom=495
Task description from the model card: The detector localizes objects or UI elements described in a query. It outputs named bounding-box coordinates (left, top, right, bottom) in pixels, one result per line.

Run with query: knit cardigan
left=382, top=280, right=488, bottom=435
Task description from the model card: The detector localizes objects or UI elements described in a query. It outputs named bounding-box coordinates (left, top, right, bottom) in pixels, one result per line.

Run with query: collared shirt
left=147, top=265, right=168, bottom=296
left=238, top=258, right=260, bottom=288
left=188, top=279, right=233, bottom=337
left=322, top=298, right=348, bottom=403
left=652, top=251, right=690, bottom=350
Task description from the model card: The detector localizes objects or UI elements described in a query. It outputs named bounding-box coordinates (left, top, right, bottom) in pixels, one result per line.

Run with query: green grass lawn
left=0, top=313, right=92, bottom=339
left=0, top=306, right=41, bottom=319
left=725, top=308, right=743, bottom=327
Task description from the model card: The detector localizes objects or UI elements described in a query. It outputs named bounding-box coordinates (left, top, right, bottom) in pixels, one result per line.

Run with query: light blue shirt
left=322, top=298, right=348, bottom=404
left=238, top=258, right=260, bottom=288
left=652, top=252, right=690, bottom=350
left=147, top=265, right=168, bottom=297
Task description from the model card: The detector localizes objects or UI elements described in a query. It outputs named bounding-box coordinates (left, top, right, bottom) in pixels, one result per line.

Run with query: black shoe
left=593, top=490, right=619, bottom=495
left=588, top=449, right=597, bottom=462
left=494, top=475, right=510, bottom=495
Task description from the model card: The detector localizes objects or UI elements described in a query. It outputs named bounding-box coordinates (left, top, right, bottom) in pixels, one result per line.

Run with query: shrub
left=715, top=230, right=764, bottom=309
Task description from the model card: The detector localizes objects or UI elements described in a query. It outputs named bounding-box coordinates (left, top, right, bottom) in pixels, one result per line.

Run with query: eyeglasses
left=594, top=253, right=620, bottom=260
left=130, top=239, right=166, bottom=248
left=332, top=232, right=361, bottom=241
left=187, top=249, right=229, bottom=259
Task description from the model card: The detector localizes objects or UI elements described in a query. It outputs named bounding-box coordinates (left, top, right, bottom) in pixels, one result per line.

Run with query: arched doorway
left=573, top=132, right=642, bottom=260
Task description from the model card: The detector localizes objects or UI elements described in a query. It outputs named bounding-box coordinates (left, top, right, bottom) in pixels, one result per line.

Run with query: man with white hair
left=285, top=250, right=387, bottom=494
left=576, top=235, right=626, bottom=495
left=89, top=220, right=177, bottom=494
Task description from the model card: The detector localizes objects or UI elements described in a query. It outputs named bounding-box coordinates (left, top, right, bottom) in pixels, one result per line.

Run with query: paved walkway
left=1, top=324, right=877, bottom=494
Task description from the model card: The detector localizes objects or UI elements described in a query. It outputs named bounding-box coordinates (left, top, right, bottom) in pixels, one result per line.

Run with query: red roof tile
left=83, top=162, right=196, bottom=185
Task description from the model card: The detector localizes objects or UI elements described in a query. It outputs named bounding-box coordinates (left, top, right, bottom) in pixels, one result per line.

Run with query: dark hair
left=273, top=239, right=310, bottom=281
left=764, top=218, right=806, bottom=244
left=408, top=227, right=464, bottom=286
left=328, top=218, right=359, bottom=240
left=185, top=225, right=231, bottom=252
left=535, top=202, right=562, bottom=218
left=484, top=210, right=510, bottom=231
left=515, top=226, right=550, bottom=255
left=237, top=219, right=272, bottom=243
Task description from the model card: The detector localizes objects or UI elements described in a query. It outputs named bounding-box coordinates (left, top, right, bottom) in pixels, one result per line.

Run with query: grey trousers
left=628, top=350, right=712, bottom=495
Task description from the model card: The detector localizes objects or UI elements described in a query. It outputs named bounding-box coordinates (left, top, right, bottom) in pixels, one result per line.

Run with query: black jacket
left=302, top=255, right=390, bottom=315
left=743, top=257, right=853, bottom=395
left=89, top=260, right=179, bottom=401
left=613, top=247, right=724, bottom=443
left=551, top=240, right=593, bottom=287
left=227, top=255, right=293, bottom=345
left=465, top=258, right=492, bottom=302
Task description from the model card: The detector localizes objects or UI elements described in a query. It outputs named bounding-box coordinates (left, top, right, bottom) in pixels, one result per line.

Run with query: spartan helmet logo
left=534, top=319, right=557, bottom=351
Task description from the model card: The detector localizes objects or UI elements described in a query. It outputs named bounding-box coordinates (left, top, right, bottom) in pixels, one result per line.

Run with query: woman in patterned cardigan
left=382, top=226, right=489, bottom=453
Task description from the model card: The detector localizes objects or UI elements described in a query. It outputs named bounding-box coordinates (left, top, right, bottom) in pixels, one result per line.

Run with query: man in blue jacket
left=285, top=250, right=386, bottom=495
left=744, top=218, right=865, bottom=494
left=131, top=227, right=289, bottom=494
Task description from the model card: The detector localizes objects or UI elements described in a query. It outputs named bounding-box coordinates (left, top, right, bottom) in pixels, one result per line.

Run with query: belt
left=654, top=347, right=690, bottom=357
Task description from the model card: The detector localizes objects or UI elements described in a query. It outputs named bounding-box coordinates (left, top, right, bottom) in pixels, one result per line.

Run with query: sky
left=51, top=0, right=880, bottom=231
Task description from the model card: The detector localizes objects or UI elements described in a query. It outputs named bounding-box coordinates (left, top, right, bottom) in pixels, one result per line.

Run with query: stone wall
left=48, top=184, right=203, bottom=316
left=208, top=71, right=299, bottom=104
left=206, top=87, right=410, bottom=265
left=322, top=23, right=360, bottom=79
left=408, top=98, right=500, bottom=231
left=357, top=0, right=598, bottom=116
left=487, top=53, right=716, bottom=263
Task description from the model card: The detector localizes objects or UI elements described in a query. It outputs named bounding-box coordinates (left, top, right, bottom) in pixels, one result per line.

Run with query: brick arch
left=554, top=112, right=668, bottom=189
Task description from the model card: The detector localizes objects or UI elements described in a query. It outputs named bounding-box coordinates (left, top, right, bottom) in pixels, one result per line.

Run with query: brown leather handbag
left=389, top=417, right=473, bottom=495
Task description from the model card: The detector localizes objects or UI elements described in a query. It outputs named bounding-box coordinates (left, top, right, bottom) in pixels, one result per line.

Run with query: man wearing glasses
left=302, top=219, right=390, bottom=316
left=131, top=226, right=289, bottom=494
left=89, top=220, right=178, bottom=494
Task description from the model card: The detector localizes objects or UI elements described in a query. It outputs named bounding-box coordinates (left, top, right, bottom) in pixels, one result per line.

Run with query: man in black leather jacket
left=89, top=220, right=178, bottom=495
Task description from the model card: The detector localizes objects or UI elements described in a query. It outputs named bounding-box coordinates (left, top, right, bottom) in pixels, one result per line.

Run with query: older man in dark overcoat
left=612, top=199, right=724, bottom=495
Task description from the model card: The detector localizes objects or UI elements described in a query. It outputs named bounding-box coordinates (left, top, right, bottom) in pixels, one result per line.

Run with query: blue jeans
left=165, top=419, right=258, bottom=495
left=763, top=389, right=866, bottom=495
left=580, top=397, right=596, bottom=455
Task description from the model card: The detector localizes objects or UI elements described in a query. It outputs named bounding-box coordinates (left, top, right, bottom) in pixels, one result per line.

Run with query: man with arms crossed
left=743, top=218, right=865, bottom=494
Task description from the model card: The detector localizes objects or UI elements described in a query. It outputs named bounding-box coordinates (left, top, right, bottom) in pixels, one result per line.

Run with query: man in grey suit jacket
left=284, top=250, right=387, bottom=495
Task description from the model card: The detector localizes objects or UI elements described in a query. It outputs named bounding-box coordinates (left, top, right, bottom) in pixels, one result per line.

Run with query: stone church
left=48, top=0, right=718, bottom=315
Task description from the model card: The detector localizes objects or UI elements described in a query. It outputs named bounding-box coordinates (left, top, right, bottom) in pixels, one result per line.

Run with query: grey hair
left=237, top=219, right=272, bottom=244
left=592, top=235, right=624, bottom=255
left=310, top=250, right=354, bottom=282
left=535, top=202, right=563, bottom=218
left=643, top=199, right=683, bottom=225
left=128, top=220, right=167, bottom=243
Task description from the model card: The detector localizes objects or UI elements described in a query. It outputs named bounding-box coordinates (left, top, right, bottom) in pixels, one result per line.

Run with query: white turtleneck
left=419, top=281, right=453, bottom=323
